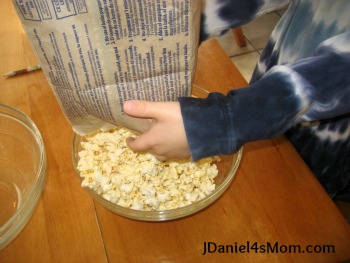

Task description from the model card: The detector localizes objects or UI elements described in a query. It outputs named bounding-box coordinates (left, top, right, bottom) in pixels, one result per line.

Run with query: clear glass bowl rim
left=0, top=103, right=47, bottom=249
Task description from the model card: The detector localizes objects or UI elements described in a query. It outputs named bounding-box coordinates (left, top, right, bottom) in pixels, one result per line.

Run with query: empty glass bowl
left=0, top=104, right=47, bottom=250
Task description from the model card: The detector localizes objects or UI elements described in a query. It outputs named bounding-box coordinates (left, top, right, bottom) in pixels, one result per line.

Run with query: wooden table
left=1, top=1, right=349, bottom=262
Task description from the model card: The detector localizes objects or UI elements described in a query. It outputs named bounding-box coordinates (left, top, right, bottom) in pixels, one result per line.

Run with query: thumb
left=123, top=100, right=159, bottom=118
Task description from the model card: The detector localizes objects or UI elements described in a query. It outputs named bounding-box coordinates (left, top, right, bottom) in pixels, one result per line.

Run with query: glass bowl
left=0, top=104, right=47, bottom=250
left=72, top=86, right=242, bottom=221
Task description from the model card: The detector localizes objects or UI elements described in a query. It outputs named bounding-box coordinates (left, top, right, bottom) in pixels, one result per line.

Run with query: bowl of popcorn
left=72, top=87, right=242, bottom=221
left=72, top=126, right=242, bottom=221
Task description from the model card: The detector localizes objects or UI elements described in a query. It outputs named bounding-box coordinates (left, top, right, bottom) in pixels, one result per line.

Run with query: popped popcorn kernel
left=77, top=127, right=219, bottom=211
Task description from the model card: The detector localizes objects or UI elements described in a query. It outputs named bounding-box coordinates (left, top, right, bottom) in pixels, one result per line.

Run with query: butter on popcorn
left=77, top=127, right=219, bottom=211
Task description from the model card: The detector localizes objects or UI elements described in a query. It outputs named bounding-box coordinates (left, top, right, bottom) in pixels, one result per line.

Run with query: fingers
left=123, top=100, right=160, bottom=119
left=123, top=100, right=189, bottom=161
left=126, top=136, right=172, bottom=161
left=126, top=135, right=152, bottom=153
left=152, top=154, right=168, bottom=162
left=124, top=100, right=181, bottom=123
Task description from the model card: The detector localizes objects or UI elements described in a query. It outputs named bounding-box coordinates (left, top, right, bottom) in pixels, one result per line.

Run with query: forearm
left=180, top=50, right=350, bottom=160
left=180, top=66, right=305, bottom=160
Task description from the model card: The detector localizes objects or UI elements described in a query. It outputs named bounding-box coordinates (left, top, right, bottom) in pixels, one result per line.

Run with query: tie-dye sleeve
left=179, top=32, right=350, bottom=160
left=290, top=33, right=350, bottom=121
left=201, top=0, right=290, bottom=39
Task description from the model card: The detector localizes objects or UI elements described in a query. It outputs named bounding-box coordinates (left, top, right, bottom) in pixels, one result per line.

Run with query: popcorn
left=77, top=127, right=220, bottom=211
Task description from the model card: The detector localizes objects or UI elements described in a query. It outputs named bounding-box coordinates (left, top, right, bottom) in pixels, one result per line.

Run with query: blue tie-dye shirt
left=179, top=0, right=350, bottom=201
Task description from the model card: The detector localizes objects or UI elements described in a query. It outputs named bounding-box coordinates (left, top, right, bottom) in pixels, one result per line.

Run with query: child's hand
left=123, top=100, right=190, bottom=161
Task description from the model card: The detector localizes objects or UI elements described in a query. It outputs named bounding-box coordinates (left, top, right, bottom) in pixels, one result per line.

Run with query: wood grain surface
left=0, top=1, right=349, bottom=262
